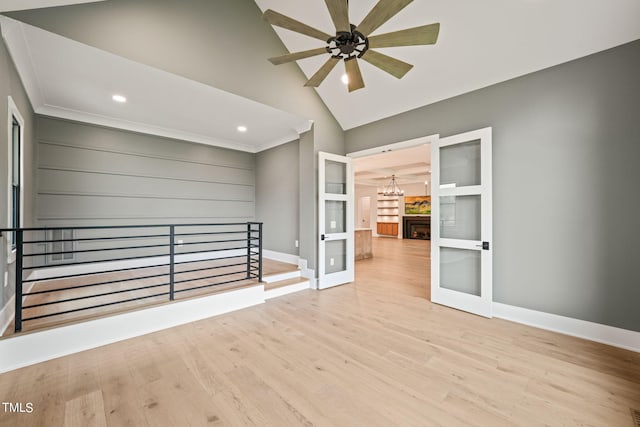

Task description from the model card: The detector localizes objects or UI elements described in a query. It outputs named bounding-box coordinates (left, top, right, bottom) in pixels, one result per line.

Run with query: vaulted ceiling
left=255, top=0, right=640, bottom=130
left=2, top=0, right=640, bottom=153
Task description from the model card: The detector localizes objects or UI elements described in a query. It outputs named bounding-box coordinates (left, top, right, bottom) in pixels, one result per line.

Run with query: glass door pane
left=325, top=160, right=347, bottom=194
left=325, top=200, right=346, bottom=233
left=440, top=247, right=481, bottom=296
left=440, top=139, right=481, bottom=187
left=440, top=195, right=481, bottom=240
left=325, top=240, right=347, bottom=274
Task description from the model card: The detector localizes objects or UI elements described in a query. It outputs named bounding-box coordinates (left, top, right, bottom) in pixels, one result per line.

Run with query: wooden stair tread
left=262, top=260, right=299, bottom=276
left=264, top=277, right=309, bottom=291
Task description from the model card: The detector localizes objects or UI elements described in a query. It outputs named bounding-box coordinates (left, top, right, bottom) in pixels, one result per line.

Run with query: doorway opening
left=347, top=135, right=437, bottom=300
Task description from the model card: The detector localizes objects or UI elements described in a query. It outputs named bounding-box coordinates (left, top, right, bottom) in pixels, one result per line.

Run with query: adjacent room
left=0, top=0, right=639, bottom=425
left=352, top=144, right=431, bottom=299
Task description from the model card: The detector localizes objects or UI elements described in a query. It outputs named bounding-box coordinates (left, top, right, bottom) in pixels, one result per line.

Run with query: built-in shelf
left=376, top=191, right=399, bottom=236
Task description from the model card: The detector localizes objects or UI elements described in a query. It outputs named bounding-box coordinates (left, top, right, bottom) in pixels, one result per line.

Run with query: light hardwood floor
left=3, top=258, right=298, bottom=335
left=1, top=237, right=639, bottom=426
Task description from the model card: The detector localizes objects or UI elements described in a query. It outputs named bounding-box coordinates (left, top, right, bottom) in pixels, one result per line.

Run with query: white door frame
left=431, top=127, right=493, bottom=317
left=347, top=135, right=439, bottom=160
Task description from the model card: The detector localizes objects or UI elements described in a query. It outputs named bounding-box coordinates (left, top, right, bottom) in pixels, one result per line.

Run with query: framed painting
left=404, top=196, right=431, bottom=215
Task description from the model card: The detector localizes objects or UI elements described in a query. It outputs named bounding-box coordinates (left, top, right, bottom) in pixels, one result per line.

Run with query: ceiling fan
left=263, top=0, right=440, bottom=92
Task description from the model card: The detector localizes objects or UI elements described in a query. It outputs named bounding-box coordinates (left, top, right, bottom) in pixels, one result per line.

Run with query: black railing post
left=169, top=225, right=175, bottom=301
left=15, top=229, right=23, bottom=332
left=258, top=222, right=263, bottom=283
left=246, top=223, right=251, bottom=279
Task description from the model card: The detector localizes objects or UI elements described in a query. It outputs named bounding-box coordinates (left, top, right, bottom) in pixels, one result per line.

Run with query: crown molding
left=37, top=104, right=257, bottom=152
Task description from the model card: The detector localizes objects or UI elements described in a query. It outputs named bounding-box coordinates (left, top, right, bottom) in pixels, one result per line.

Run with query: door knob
left=477, top=241, right=489, bottom=250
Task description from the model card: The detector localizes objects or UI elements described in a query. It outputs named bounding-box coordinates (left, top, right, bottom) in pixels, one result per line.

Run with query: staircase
left=261, top=261, right=311, bottom=300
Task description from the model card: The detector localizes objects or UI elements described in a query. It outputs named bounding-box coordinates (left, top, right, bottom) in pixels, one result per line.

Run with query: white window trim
left=7, top=96, right=25, bottom=264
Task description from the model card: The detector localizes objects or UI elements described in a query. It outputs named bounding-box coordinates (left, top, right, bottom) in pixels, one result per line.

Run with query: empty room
left=1, top=0, right=639, bottom=425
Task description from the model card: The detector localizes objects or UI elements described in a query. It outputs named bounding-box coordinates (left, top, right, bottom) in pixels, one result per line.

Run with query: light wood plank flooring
left=3, top=258, right=298, bottom=336
left=1, top=237, right=639, bottom=426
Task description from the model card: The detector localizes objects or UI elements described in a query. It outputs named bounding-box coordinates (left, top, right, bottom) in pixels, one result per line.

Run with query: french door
left=318, top=152, right=354, bottom=289
left=431, top=128, right=493, bottom=317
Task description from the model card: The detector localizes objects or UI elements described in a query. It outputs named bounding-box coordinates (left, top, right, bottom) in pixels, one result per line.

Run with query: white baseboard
left=264, top=279, right=310, bottom=300
left=297, top=258, right=316, bottom=288
left=262, top=250, right=299, bottom=265
left=493, top=302, right=640, bottom=353
left=0, top=296, right=15, bottom=336
left=0, top=284, right=265, bottom=373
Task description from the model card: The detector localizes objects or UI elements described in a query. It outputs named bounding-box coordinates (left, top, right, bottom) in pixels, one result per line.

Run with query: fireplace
left=403, top=216, right=431, bottom=240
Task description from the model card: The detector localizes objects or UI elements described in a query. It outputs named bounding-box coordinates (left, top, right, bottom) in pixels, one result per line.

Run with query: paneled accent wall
left=35, top=116, right=255, bottom=226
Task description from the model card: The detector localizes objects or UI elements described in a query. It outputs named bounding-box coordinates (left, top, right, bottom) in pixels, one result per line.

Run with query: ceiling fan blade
left=325, top=0, right=351, bottom=33
left=368, top=23, right=440, bottom=48
left=356, top=0, right=413, bottom=37
left=263, top=9, right=332, bottom=42
left=345, top=58, right=365, bottom=92
left=269, top=47, right=329, bottom=65
left=305, top=56, right=341, bottom=87
left=361, top=49, right=413, bottom=79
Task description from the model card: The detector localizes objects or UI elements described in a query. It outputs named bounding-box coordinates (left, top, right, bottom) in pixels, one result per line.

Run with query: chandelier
left=383, top=174, right=404, bottom=196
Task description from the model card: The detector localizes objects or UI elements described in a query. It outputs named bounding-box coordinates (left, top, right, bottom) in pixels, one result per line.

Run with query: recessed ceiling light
left=341, top=73, right=349, bottom=85
left=112, top=94, right=127, bottom=103
left=237, top=126, right=247, bottom=133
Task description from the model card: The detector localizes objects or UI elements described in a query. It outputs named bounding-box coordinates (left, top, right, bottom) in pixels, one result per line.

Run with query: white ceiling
left=0, top=16, right=310, bottom=153
left=2, top=0, right=639, bottom=154
left=0, top=0, right=104, bottom=12
left=354, top=144, right=430, bottom=187
left=254, top=0, right=640, bottom=130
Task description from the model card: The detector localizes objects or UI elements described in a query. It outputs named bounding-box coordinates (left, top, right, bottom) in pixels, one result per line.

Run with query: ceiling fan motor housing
left=327, top=24, right=369, bottom=60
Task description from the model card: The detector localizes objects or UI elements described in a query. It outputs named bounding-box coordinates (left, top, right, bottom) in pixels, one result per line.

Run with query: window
left=7, top=96, right=24, bottom=261
left=11, top=117, right=20, bottom=249
left=48, top=229, right=74, bottom=263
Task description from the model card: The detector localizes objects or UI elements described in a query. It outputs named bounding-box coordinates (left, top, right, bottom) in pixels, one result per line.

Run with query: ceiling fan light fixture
left=341, top=73, right=349, bottom=84
left=112, top=94, right=127, bottom=103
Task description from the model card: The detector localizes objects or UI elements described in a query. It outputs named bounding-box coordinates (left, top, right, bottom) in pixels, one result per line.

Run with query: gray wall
left=8, top=0, right=347, bottom=272
left=255, top=140, right=299, bottom=255
left=298, top=129, right=317, bottom=270
left=346, top=40, right=640, bottom=332
left=35, top=116, right=255, bottom=226
left=0, top=35, right=35, bottom=311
